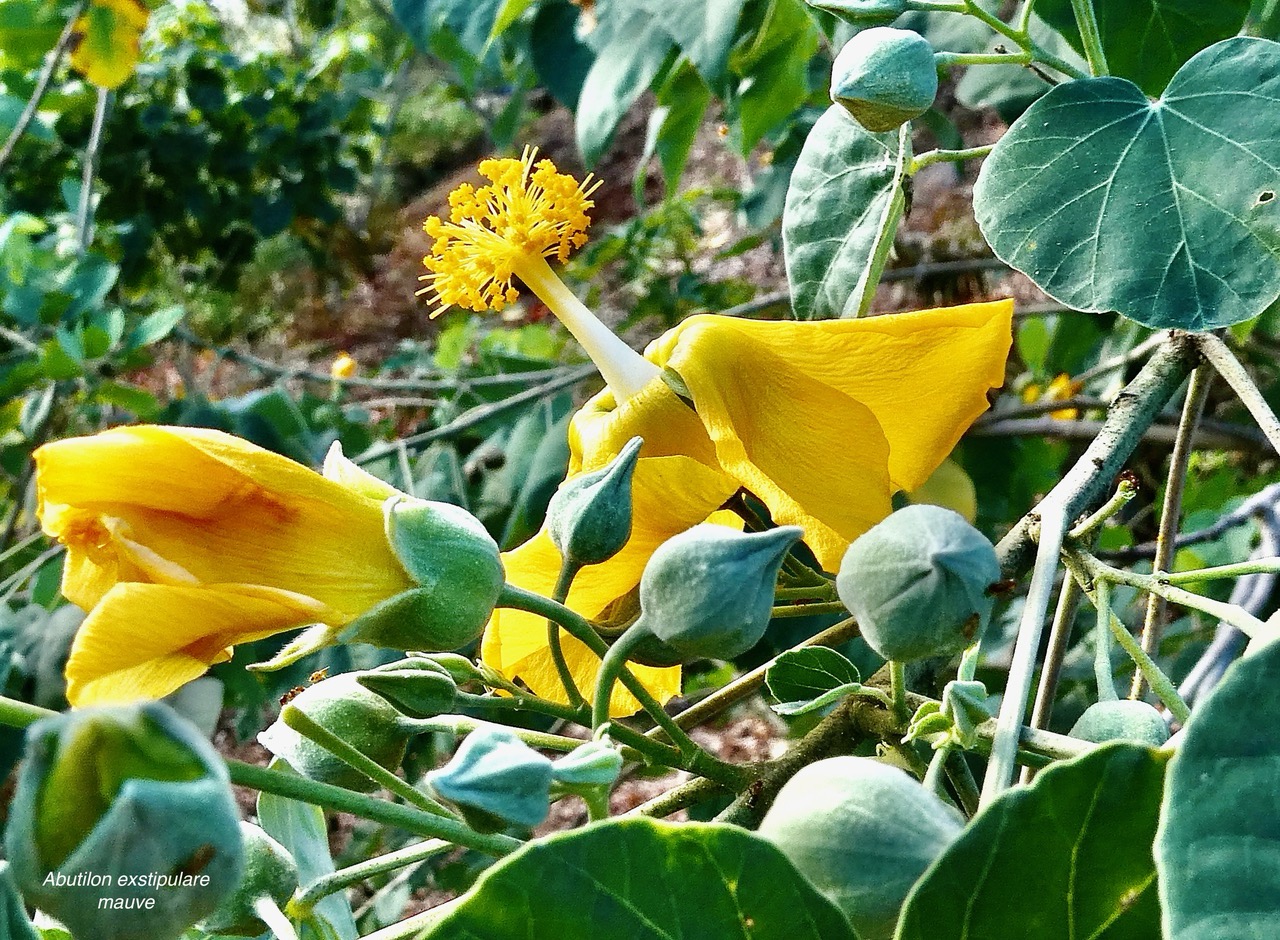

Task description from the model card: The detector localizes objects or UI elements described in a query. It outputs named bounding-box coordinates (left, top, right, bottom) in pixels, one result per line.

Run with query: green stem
left=1159, top=558, right=1280, bottom=584
left=592, top=625, right=649, bottom=732
left=773, top=585, right=837, bottom=602
left=454, top=690, right=587, bottom=724
left=1197, top=333, right=1280, bottom=457
left=546, top=559, right=587, bottom=709
left=945, top=752, right=981, bottom=817
left=889, top=661, right=909, bottom=725
left=628, top=776, right=729, bottom=818
left=909, top=145, right=996, bottom=174
left=281, top=706, right=455, bottom=818
left=1068, top=477, right=1138, bottom=541
left=292, top=839, right=450, bottom=914
left=923, top=746, right=952, bottom=801
left=1068, top=0, right=1110, bottom=75
left=411, top=715, right=584, bottom=753
left=0, top=695, right=55, bottom=729
left=960, top=0, right=1087, bottom=78
left=226, top=760, right=522, bottom=857
left=769, top=600, right=848, bottom=619
left=1093, top=579, right=1118, bottom=701
left=934, top=51, right=1031, bottom=67
left=1017, top=0, right=1038, bottom=32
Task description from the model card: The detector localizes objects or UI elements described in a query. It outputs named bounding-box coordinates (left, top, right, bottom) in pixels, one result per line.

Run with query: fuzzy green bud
left=426, top=728, right=554, bottom=830
left=806, top=0, right=908, bottom=24
left=258, top=673, right=415, bottom=792
left=551, top=740, right=624, bottom=789
left=758, top=756, right=963, bottom=939
left=546, top=436, right=642, bottom=566
left=5, top=703, right=243, bottom=940
left=631, top=524, right=803, bottom=665
left=837, top=505, right=1000, bottom=662
left=1070, top=700, right=1169, bottom=747
left=831, top=27, right=939, bottom=131
left=357, top=658, right=459, bottom=719
left=201, top=823, right=298, bottom=937
left=349, top=496, right=504, bottom=651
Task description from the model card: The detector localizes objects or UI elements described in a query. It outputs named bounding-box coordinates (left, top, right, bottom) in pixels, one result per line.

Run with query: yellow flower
left=422, top=152, right=1014, bottom=714
left=36, top=426, right=414, bottom=706
left=331, top=351, right=358, bottom=380
left=70, top=0, right=150, bottom=89
left=1021, top=372, right=1082, bottom=419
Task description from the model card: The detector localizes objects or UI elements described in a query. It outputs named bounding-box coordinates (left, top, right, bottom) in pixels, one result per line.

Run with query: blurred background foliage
left=3, top=0, right=1280, bottom=928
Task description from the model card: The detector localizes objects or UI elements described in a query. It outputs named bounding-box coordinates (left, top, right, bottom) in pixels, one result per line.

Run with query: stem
left=1068, top=0, right=1110, bottom=75
left=909, top=145, right=995, bottom=173
left=0, top=0, right=88, bottom=175
left=546, top=559, right=587, bottom=709
left=923, top=747, right=952, bottom=800
left=1026, top=576, right=1084, bottom=734
left=455, top=690, right=587, bottom=724
left=769, top=600, right=848, bottom=619
left=1017, top=0, right=1038, bottom=32
left=1068, top=478, right=1137, bottom=541
left=945, top=752, right=981, bottom=817
left=1160, top=557, right=1280, bottom=584
left=960, top=0, right=1087, bottom=78
left=592, top=625, right=649, bottom=732
left=889, top=661, right=909, bottom=725
left=253, top=897, right=299, bottom=940
left=934, top=52, right=1031, bottom=67
left=628, top=776, right=728, bottom=818
left=226, top=760, right=522, bottom=857
left=410, top=715, right=584, bottom=753
left=280, top=706, right=455, bottom=818
left=981, top=503, right=1067, bottom=807
left=1197, top=333, right=1280, bottom=457
left=292, top=839, right=450, bottom=913
left=1133, top=366, right=1211, bottom=698
left=514, top=254, right=660, bottom=400
left=1093, top=579, right=1118, bottom=701
left=76, top=87, right=110, bottom=254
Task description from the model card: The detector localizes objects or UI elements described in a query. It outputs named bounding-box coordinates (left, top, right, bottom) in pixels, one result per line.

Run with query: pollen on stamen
left=418, top=147, right=602, bottom=318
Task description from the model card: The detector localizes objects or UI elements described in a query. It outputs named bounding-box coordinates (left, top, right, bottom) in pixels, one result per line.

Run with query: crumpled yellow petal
left=660, top=321, right=893, bottom=572
left=483, top=455, right=738, bottom=715
left=66, top=583, right=334, bottom=706
left=37, top=426, right=412, bottom=617
left=651, top=299, right=1014, bottom=493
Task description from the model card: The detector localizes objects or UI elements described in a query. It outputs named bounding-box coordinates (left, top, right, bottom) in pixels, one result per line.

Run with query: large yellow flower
left=36, top=426, right=414, bottom=706
left=423, top=150, right=1014, bottom=712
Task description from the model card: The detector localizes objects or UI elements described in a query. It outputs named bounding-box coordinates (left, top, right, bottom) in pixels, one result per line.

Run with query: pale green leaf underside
left=1157, top=636, right=1280, bottom=939
left=974, top=37, right=1280, bottom=332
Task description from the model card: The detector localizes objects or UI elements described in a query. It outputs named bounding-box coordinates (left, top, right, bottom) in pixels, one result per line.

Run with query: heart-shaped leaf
left=423, top=818, right=856, bottom=939
left=897, top=743, right=1168, bottom=939
left=784, top=104, right=910, bottom=319
left=1157, top=636, right=1280, bottom=938
left=766, top=646, right=886, bottom=715
left=1036, top=0, right=1251, bottom=95
left=975, top=37, right=1280, bottom=332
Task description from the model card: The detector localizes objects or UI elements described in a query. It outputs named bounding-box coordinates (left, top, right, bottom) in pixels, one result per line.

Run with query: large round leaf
left=783, top=105, right=910, bottom=320
left=974, top=37, right=1280, bottom=332
left=423, top=818, right=857, bottom=939
left=896, top=743, right=1168, bottom=939
left=1157, top=636, right=1280, bottom=938
left=1036, top=0, right=1250, bottom=96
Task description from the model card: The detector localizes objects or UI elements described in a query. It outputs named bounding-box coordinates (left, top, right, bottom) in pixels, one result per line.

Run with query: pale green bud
left=357, top=658, right=459, bottom=719
left=426, top=728, right=554, bottom=830
left=1070, top=700, right=1169, bottom=747
left=831, top=27, right=939, bottom=131
left=807, top=0, right=908, bottom=25
left=201, top=823, right=298, bottom=937
left=546, top=437, right=643, bottom=566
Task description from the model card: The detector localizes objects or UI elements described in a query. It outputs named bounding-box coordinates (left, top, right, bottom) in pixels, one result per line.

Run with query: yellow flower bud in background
left=330, top=351, right=358, bottom=380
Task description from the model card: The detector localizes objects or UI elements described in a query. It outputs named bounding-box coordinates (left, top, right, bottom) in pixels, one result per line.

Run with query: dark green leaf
left=766, top=646, right=861, bottom=707
left=635, top=0, right=746, bottom=88
left=1037, top=0, right=1251, bottom=95
left=897, top=743, right=1168, bottom=939
left=1157, top=636, right=1280, bottom=938
left=530, top=2, right=595, bottom=110
left=575, top=12, right=673, bottom=164
left=646, top=60, right=712, bottom=190
left=783, top=104, right=910, bottom=319
left=731, top=0, right=819, bottom=155
left=424, top=818, right=856, bottom=939
left=974, top=38, right=1280, bottom=332
left=126, top=305, right=184, bottom=348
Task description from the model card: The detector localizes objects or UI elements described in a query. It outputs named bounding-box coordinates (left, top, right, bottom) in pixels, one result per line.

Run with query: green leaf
left=783, top=104, right=910, bottom=319
left=0, top=1, right=67, bottom=70
left=645, top=60, right=713, bottom=191
left=766, top=646, right=860, bottom=704
left=257, top=761, right=358, bottom=940
left=897, top=743, right=1167, bottom=939
left=731, top=0, right=819, bottom=155
left=635, top=0, right=746, bottom=88
left=1036, top=0, right=1250, bottom=95
left=529, top=2, right=595, bottom=110
left=488, top=0, right=535, bottom=40
left=126, top=305, right=184, bottom=348
left=424, top=818, right=857, bottom=939
left=575, top=11, right=673, bottom=164
left=1157, top=636, right=1280, bottom=938
left=974, top=37, right=1280, bottom=332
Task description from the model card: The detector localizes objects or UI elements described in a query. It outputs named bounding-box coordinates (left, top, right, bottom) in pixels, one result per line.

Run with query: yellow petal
left=482, top=455, right=738, bottom=715
left=36, top=426, right=413, bottom=617
left=70, top=0, right=149, bottom=89
left=652, top=300, right=1014, bottom=492
left=66, top=583, right=333, bottom=706
left=567, top=377, right=719, bottom=475
left=906, top=457, right=978, bottom=522
left=660, top=321, right=894, bottom=571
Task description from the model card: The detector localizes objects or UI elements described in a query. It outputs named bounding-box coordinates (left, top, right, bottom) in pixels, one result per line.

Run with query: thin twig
left=1196, top=332, right=1280, bottom=456
left=1020, top=575, right=1083, bottom=784
left=1132, top=366, right=1211, bottom=698
left=77, top=87, right=110, bottom=254
left=1103, top=482, right=1280, bottom=562
left=969, top=416, right=1263, bottom=450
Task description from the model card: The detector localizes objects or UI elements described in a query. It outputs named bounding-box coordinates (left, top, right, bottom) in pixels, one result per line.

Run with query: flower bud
left=5, top=703, right=243, bottom=940
left=546, top=437, right=643, bottom=567
left=807, top=0, right=908, bottom=25
left=426, top=728, right=554, bottom=830
left=350, top=497, right=504, bottom=651
left=551, top=740, right=624, bottom=789
left=758, top=756, right=963, bottom=940
left=1070, top=700, right=1169, bottom=747
left=831, top=27, right=939, bottom=132
left=357, top=658, right=459, bottom=719
left=258, top=673, right=415, bottom=792
left=630, top=525, right=803, bottom=665
left=837, top=505, right=1001, bottom=662
left=201, top=823, right=298, bottom=937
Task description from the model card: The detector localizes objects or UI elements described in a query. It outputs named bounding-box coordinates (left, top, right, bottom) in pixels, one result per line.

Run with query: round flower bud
left=634, top=524, right=803, bottom=664
left=357, top=658, right=459, bottom=719
left=546, top=436, right=642, bottom=567
left=426, top=728, right=554, bottom=830
left=758, top=756, right=963, bottom=940
left=202, top=823, right=299, bottom=937
left=5, top=703, right=244, bottom=940
left=807, top=0, right=908, bottom=25
left=836, top=505, right=1001, bottom=662
left=831, top=27, right=939, bottom=132
left=258, top=673, right=415, bottom=792
left=1070, top=700, right=1169, bottom=747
